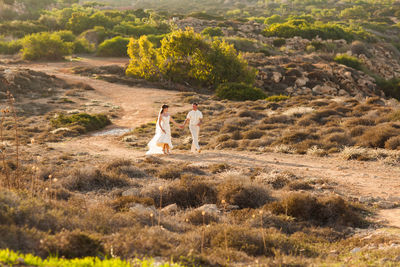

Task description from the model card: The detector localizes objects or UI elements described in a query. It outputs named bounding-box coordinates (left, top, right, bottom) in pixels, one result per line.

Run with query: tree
left=67, top=12, right=92, bottom=34
left=126, top=28, right=256, bottom=88
left=21, top=32, right=72, bottom=60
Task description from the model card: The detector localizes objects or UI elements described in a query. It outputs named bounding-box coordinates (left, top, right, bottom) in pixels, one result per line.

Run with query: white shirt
left=187, top=110, right=203, bottom=126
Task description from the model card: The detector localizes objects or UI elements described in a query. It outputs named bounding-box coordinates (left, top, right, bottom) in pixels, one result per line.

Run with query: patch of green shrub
left=112, top=22, right=169, bottom=37
left=376, top=77, right=400, bottom=100
left=216, top=82, right=266, bottom=101
left=272, top=38, right=286, bottom=47
left=126, top=28, right=256, bottom=87
left=266, top=95, right=290, bottom=102
left=97, top=36, right=129, bottom=57
left=21, top=32, right=72, bottom=60
left=201, top=27, right=223, bottom=37
left=0, top=40, right=22, bottom=55
left=264, top=20, right=369, bottom=41
left=50, top=113, right=111, bottom=132
left=334, top=54, right=362, bottom=70
left=73, top=38, right=95, bottom=54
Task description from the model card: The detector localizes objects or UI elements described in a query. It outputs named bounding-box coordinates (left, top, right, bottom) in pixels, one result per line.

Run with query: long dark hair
left=160, top=104, right=169, bottom=115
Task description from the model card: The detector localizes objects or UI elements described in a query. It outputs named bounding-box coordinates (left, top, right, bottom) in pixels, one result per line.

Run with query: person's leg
left=162, top=144, right=167, bottom=154
left=165, top=144, right=170, bottom=154
left=190, top=125, right=200, bottom=152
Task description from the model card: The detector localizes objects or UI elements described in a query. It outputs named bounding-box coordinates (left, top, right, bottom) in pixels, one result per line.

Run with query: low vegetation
left=50, top=113, right=111, bottom=133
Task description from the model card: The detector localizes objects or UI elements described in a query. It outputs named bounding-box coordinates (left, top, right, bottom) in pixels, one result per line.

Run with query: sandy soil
left=11, top=57, right=400, bottom=229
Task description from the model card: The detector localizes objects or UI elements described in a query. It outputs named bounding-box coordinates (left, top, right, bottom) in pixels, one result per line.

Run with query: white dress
left=146, top=114, right=173, bottom=155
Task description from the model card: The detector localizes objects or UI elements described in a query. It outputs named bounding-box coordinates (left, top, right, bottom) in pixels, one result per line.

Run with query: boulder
left=162, top=203, right=179, bottom=214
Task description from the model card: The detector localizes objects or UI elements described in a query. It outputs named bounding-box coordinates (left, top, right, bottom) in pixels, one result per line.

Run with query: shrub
left=53, top=30, right=76, bottom=42
left=376, top=78, right=400, bottom=100
left=385, top=136, right=400, bottom=150
left=51, top=113, right=111, bottom=133
left=264, top=21, right=362, bottom=41
left=21, top=32, right=72, bottom=60
left=334, top=54, right=362, bottom=70
left=351, top=40, right=369, bottom=56
left=216, top=83, right=266, bottom=101
left=110, top=196, right=154, bottom=212
left=243, top=130, right=264, bottom=140
left=265, top=94, right=290, bottom=102
left=97, top=36, right=129, bottom=57
left=357, top=125, right=400, bottom=148
left=272, top=38, right=286, bottom=47
left=217, top=179, right=270, bottom=209
left=201, top=27, right=223, bottom=37
left=270, top=193, right=366, bottom=227
left=72, top=38, right=94, bottom=54
left=40, top=230, right=104, bottom=259
left=186, top=209, right=219, bottom=225
left=143, top=181, right=217, bottom=209
left=126, top=28, right=256, bottom=87
left=0, top=40, right=22, bottom=55
left=62, top=167, right=130, bottom=192
left=113, top=22, right=169, bottom=37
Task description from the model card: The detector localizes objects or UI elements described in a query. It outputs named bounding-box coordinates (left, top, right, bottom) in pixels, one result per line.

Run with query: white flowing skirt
left=146, top=120, right=173, bottom=155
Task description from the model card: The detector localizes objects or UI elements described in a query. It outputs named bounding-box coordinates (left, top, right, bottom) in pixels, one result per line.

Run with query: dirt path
left=12, top=57, right=400, bottom=229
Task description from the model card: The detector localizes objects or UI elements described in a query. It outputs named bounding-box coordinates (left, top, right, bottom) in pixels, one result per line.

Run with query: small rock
left=272, top=72, right=282, bottom=83
left=351, top=247, right=361, bottom=254
left=50, top=128, right=71, bottom=134
left=162, top=203, right=178, bottom=214
left=295, top=77, right=308, bottom=87
left=395, top=255, right=400, bottom=262
left=123, top=135, right=137, bottom=142
left=122, top=188, right=141, bottom=197
left=359, top=196, right=374, bottom=203
left=226, top=205, right=240, bottom=210
left=377, top=201, right=396, bottom=209
left=130, top=203, right=156, bottom=214
left=196, top=204, right=220, bottom=215
left=67, top=109, right=80, bottom=114
left=387, top=195, right=400, bottom=202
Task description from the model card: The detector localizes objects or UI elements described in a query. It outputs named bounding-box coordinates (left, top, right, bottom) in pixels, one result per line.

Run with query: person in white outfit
left=146, top=104, right=181, bottom=155
left=182, top=103, right=203, bottom=153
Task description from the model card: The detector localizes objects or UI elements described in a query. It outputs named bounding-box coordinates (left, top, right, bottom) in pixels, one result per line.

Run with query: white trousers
left=189, top=125, right=200, bottom=152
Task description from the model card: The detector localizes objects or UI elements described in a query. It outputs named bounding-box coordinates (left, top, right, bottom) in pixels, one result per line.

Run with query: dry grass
left=269, top=193, right=367, bottom=227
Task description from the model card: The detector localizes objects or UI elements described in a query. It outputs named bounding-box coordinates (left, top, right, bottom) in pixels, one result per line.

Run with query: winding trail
left=10, top=57, right=400, bottom=229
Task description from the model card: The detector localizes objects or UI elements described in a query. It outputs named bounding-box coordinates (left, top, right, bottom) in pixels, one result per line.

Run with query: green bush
left=376, top=78, right=400, bottom=100
left=73, top=38, right=94, bottom=54
left=97, top=36, right=129, bottom=57
left=216, top=82, right=266, bottom=101
left=266, top=94, right=290, bottom=102
left=21, top=32, right=72, bottom=60
left=0, top=40, right=22, bottom=55
left=201, top=27, right=223, bottom=37
left=264, top=20, right=368, bottom=41
left=272, top=38, right=286, bottom=47
left=334, top=54, right=362, bottom=70
left=126, top=28, right=256, bottom=87
left=53, top=30, right=76, bottom=42
left=112, top=22, right=169, bottom=37
left=50, top=113, right=111, bottom=132
left=0, top=21, right=48, bottom=38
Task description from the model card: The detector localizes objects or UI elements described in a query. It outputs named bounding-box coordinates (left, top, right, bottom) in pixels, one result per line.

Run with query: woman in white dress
left=146, top=104, right=181, bottom=155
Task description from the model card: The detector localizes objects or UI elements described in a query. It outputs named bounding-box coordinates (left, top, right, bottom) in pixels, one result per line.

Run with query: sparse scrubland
left=1, top=0, right=400, bottom=266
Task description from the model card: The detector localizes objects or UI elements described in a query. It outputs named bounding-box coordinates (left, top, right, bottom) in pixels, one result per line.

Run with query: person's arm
left=181, top=118, right=189, bottom=128
left=170, top=116, right=180, bottom=127
left=159, top=115, right=166, bottom=133
left=197, top=112, right=203, bottom=126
